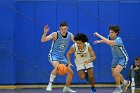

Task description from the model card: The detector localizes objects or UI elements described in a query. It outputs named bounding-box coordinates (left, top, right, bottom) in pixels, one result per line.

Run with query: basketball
left=57, top=64, right=68, bottom=75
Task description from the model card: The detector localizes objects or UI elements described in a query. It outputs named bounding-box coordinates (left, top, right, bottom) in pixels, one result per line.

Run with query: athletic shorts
left=112, top=57, right=128, bottom=69
left=75, top=62, right=93, bottom=71
left=48, top=53, right=68, bottom=65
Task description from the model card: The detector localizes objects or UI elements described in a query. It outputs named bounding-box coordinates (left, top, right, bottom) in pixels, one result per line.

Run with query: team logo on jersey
left=60, top=41, right=66, bottom=49
left=77, top=52, right=88, bottom=57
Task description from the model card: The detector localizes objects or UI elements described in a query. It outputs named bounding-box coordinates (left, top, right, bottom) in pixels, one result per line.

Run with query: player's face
left=60, top=26, right=68, bottom=36
left=109, top=30, right=118, bottom=39
left=135, top=60, right=140, bottom=66
left=76, top=41, right=84, bottom=49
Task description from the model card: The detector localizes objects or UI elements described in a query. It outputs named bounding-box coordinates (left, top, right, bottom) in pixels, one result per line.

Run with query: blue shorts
left=112, top=57, right=128, bottom=69
left=48, top=53, right=68, bottom=65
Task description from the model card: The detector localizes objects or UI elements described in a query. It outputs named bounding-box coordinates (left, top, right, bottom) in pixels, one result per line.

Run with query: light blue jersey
left=108, top=36, right=129, bottom=68
left=48, top=31, right=71, bottom=64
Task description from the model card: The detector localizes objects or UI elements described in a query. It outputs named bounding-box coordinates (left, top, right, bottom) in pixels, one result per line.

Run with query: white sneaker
left=113, top=87, right=123, bottom=93
left=123, top=80, right=130, bottom=92
left=46, top=83, right=52, bottom=91
left=63, top=86, right=76, bottom=93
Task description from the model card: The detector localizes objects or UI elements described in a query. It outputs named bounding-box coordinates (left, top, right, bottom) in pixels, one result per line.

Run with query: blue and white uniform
left=108, top=36, right=129, bottom=68
left=48, top=31, right=71, bottom=65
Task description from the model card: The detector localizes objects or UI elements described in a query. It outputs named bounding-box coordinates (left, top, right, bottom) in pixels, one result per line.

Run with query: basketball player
left=41, top=21, right=76, bottom=93
left=67, top=33, right=97, bottom=93
left=94, top=25, right=130, bottom=93
left=129, top=57, right=140, bottom=87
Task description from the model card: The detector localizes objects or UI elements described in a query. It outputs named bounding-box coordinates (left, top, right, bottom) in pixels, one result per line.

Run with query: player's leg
left=63, top=67, right=76, bottom=93
left=62, top=57, right=76, bottom=93
left=131, top=66, right=136, bottom=87
left=76, top=63, right=86, bottom=80
left=46, top=61, right=59, bottom=91
left=119, top=58, right=130, bottom=92
left=46, top=54, right=59, bottom=91
left=131, top=69, right=136, bottom=93
left=87, top=68, right=96, bottom=93
left=112, top=65, right=123, bottom=93
left=66, top=66, right=73, bottom=87
left=78, top=70, right=86, bottom=80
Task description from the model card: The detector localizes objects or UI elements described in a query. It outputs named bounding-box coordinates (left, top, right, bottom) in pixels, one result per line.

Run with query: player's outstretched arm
left=41, top=25, right=57, bottom=42
left=94, top=40, right=104, bottom=44
left=94, top=32, right=115, bottom=46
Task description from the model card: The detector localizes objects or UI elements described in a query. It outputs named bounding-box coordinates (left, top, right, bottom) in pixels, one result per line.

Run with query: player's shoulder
left=51, top=32, right=58, bottom=40
left=116, top=36, right=122, bottom=40
left=68, top=31, right=74, bottom=36
left=73, top=43, right=77, bottom=47
left=85, top=42, right=90, bottom=46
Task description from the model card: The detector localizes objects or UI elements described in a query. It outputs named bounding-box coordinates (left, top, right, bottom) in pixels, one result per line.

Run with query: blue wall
left=0, top=0, right=15, bottom=85
left=0, top=0, right=140, bottom=84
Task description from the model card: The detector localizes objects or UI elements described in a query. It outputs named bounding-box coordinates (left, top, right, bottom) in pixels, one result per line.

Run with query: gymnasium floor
left=0, top=85, right=140, bottom=93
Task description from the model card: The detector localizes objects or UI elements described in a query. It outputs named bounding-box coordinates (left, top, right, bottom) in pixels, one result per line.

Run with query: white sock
left=131, top=78, right=135, bottom=83
left=49, top=74, right=56, bottom=83
left=48, top=82, right=52, bottom=86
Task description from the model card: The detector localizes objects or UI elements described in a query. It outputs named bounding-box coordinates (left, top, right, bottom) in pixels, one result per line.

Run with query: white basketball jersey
left=74, top=42, right=91, bottom=64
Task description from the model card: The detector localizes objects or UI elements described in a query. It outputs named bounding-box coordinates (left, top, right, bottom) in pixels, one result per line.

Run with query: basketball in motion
left=57, top=64, right=68, bottom=75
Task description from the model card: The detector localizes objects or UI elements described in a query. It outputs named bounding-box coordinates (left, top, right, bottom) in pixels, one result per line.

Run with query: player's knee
left=79, top=75, right=85, bottom=80
left=67, top=68, right=74, bottom=76
left=89, top=75, right=94, bottom=80
left=112, top=72, right=120, bottom=77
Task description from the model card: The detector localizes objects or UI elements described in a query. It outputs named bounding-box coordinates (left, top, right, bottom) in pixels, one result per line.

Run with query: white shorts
left=75, top=62, right=93, bottom=71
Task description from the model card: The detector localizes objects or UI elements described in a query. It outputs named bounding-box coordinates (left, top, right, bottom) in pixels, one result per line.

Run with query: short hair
left=135, top=57, right=140, bottom=62
left=109, top=25, right=120, bottom=35
left=60, top=21, right=68, bottom=27
left=74, top=33, right=88, bottom=42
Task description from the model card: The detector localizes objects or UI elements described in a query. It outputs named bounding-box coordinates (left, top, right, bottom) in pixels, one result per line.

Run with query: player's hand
left=44, top=25, right=50, bottom=33
left=94, top=32, right=99, bottom=36
left=83, top=60, right=89, bottom=64
left=94, top=40, right=101, bottom=44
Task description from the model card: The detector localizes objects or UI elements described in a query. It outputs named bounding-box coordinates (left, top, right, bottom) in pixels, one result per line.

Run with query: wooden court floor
left=0, top=84, right=140, bottom=93
left=0, top=87, right=140, bottom=93
left=14, top=88, right=139, bottom=93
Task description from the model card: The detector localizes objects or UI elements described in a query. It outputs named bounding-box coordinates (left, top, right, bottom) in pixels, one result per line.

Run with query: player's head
left=59, top=21, right=68, bottom=36
left=134, top=57, right=140, bottom=66
left=109, top=25, right=120, bottom=39
left=74, top=33, right=88, bottom=49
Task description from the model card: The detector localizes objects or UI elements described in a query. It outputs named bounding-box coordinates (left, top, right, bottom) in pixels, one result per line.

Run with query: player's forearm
left=97, top=34, right=110, bottom=44
left=41, top=32, right=47, bottom=42
left=88, top=56, right=96, bottom=63
left=99, top=40, right=104, bottom=43
left=67, top=53, right=72, bottom=64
